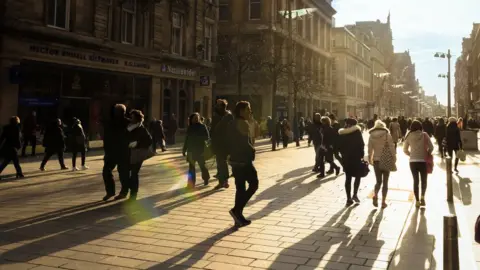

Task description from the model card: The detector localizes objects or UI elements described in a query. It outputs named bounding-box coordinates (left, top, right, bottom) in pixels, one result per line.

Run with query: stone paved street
left=0, top=137, right=477, bottom=270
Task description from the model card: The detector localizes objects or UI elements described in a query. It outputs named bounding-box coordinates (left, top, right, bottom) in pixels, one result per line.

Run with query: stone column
left=150, top=77, right=162, bottom=121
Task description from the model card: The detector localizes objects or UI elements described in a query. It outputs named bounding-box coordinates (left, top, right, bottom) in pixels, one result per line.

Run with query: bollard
left=446, top=157, right=453, bottom=203
left=444, top=215, right=459, bottom=270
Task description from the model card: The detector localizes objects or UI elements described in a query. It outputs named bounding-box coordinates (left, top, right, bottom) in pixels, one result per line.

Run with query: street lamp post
left=434, top=50, right=452, bottom=117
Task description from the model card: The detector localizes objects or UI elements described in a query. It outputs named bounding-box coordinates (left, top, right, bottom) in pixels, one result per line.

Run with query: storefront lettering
left=161, top=64, right=196, bottom=77
left=29, top=45, right=149, bottom=69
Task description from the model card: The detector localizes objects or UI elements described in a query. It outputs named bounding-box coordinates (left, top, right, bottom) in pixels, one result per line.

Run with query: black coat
left=128, top=124, right=152, bottom=150
left=183, top=123, right=209, bottom=158
left=307, top=122, right=323, bottom=147
left=338, top=126, right=365, bottom=176
left=434, top=123, right=446, bottom=141
left=43, top=123, right=65, bottom=151
left=0, top=124, right=21, bottom=157
left=423, top=120, right=434, bottom=137
left=228, top=118, right=255, bottom=165
left=211, top=111, right=234, bottom=154
left=69, top=123, right=86, bottom=152
left=446, top=124, right=462, bottom=151
left=103, top=117, right=130, bottom=161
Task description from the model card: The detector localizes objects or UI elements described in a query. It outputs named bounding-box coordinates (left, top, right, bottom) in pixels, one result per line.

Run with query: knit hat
left=373, top=120, right=386, bottom=129
left=345, top=118, right=358, bottom=126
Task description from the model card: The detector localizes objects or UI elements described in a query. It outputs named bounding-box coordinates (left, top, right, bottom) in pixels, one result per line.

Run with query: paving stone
left=249, top=259, right=298, bottom=270
left=61, top=260, right=112, bottom=270
left=99, top=256, right=146, bottom=268
left=208, top=254, right=255, bottom=266
left=28, top=256, right=71, bottom=267
left=268, top=254, right=309, bottom=265
left=205, top=262, right=252, bottom=270
left=229, top=250, right=273, bottom=260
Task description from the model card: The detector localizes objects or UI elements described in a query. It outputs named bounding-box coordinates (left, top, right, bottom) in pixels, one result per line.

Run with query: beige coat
left=389, top=122, right=401, bottom=142
left=368, top=128, right=396, bottom=163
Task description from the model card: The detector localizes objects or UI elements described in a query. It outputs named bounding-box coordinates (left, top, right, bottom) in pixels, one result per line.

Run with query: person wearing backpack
left=211, top=99, right=234, bottom=190
left=368, top=120, right=396, bottom=209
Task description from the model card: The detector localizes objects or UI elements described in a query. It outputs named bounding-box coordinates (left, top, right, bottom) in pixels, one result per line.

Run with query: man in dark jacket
left=102, top=104, right=131, bottom=201
left=423, top=117, right=434, bottom=137
left=0, top=116, right=24, bottom=179
left=228, top=101, right=258, bottom=227
left=211, top=99, right=234, bottom=189
left=40, top=119, right=68, bottom=171
left=149, top=118, right=166, bottom=153
left=21, top=111, right=37, bottom=157
left=308, top=113, right=323, bottom=172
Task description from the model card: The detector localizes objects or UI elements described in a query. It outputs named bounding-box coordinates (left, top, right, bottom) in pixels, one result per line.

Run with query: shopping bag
left=457, top=149, right=466, bottom=162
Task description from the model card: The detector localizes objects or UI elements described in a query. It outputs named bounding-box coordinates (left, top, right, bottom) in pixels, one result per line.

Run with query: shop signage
left=19, top=98, right=58, bottom=107
left=161, top=64, right=196, bottom=77
left=200, top=76, right=210, bottom=86
left=28, top=45, right=150, bottom=69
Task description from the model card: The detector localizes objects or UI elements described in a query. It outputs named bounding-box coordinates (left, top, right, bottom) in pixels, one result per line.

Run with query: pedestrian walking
left=275, top=118, right=282, bottom=148
left=102, top=104, right=130, bottom=201
left=126, top=110, right=152, bottom=201
left=320, top=116, right=341, bottom=178
left=0, top=116, right=24, bottom=180
left=299, top=117, right=305, bottom=140
left=21, top=111, right=37, bottom=157
left=329, top=114, right=342, bottom=165
left=338, top=118, right=365, bottom=207
left=403, top=120, right=434, bottom=208
left=308, top=113, right=323, bottom=172
left=368, top=120, right=396, bottom=209
left=423, top=117, right=434, bottom=137
left=40, top=119, right=68, bottom=171
left=183, top=113, right=210, bottom=190
left=267, top=116, right=274, bottom=138
left=70, top=118, right=88, bottom=171
left=281, top=119, right=291, bottom=148
left=389, top=118, right=401, bottom=149
left=434, top=118, right=446, bottom=158
left=228, top=101, right=258, bottom=227
left=211, top=99, right=234, bottom=190
left=445, top=117, right=463, bottom=173
left=399, top=116, right=408, bottom=141
left=150, top=118, right=166, bottom=153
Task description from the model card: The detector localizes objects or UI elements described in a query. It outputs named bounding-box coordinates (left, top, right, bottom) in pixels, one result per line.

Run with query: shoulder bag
left=379, top=133, right=397, bottom=172
left=424, top=133, right=434, bottom=174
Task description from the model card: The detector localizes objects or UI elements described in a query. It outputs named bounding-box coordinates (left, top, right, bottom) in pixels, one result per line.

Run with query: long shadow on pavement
left=388, top=208, right=437, bottom=269
left=0, top=186, right=221, bottom=267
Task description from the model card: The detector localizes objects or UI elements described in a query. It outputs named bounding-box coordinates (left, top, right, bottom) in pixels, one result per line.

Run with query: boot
left=454, top=158, right=459, bottom=173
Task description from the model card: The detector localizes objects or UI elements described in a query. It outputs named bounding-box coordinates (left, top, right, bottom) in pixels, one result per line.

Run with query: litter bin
left=461, top=129, right=479, bottom=151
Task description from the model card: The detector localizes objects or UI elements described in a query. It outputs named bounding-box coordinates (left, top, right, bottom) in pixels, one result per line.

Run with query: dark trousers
left=40, top=149, right=65, bottom=168
left=447, top=148, right=459, bottom=169
left=188, top=156, right=210, bottom=186
left=21, top=135, right=36, bottom=156
left=282, top=135, right=289, bottom=147
left=232, top=163, right=259, bottom=216
left=151, top=136, right=157, bottom=152
left=0, top=153, right=23, bottom=175
left=102, top=156, right=129, bottom=196
left=345, top=174, right=361, bottom=200
left=216, top=153, right=229, bottom=184
left=129, top=162, right=143, bottom=197
left=373, top=162, right=390, bottom=198
left=72, top=148, right=86, bottom=167
left=437, top=139, right=445, bottom=157
left=409, top=162, right=427, bottom=201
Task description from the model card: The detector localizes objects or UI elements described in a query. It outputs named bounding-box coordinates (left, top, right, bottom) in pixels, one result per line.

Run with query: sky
left=333, top=0, right=480, bottom=105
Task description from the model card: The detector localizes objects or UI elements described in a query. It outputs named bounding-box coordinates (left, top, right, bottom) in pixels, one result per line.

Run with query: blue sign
left=19, top=98, right=58, bottom=107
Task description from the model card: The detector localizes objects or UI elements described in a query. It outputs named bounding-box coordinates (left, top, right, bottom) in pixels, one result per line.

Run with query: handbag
left=358, top=160, right=370, bottom=178
left=379, top=133, right=397, bottom=172
left=424, top=133, right=434, bottom=174
left=475, top=215, right=480, bottom=243
left=457, top=149, right=466, bottom=162
left=130, top=146, right=155, bottom=164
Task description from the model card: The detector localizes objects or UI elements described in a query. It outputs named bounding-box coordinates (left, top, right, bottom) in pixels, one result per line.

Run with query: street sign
left=200, top=76, right=210, bottom=86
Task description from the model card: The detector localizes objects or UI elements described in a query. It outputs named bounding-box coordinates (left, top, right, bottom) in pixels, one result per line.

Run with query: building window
left=204, top=23, right=213, bottom=61
left=249, top=0, right=261, bottom=20
left=172, top=12, right=183, bottom=55
left=121, top=0, right=136, bottom=44
left=47, top=0, right=70, bottom=29
left=219, top=0, right=230, bottom=21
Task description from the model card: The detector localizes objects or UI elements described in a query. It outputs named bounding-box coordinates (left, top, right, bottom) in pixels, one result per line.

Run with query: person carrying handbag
left=183, top=113, right=211, bottom=190
left=126, top=110, right=153, bottom=201
left=368, top=120, right=396, bottom=209
left=403, top=120, right=434, bottom=208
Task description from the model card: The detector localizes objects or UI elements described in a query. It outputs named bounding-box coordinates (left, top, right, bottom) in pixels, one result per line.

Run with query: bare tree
left=216, top=24, right=265, bottom=99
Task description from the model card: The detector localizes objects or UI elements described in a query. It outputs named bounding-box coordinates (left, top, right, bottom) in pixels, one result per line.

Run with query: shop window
left=219, top=0, right=230, bottom=21
left=121, top=0, right=136, bottom=44
left=172, top=12, right=184, bottom=55
left=179, top=90, right=187, bottom=129
left=249, top=0, right=261, bottom=20
left=204, top=23, right=213, bottom=61
left=46, top=0, right=70, bottom=29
